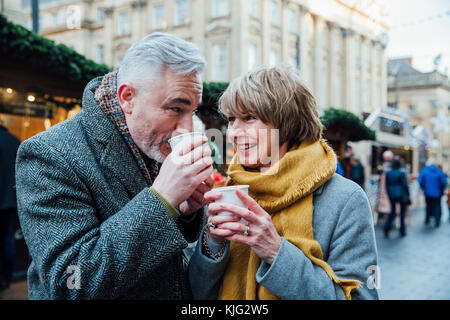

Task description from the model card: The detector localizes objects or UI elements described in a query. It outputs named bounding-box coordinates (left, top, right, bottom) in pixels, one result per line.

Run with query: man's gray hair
left=426, top=157, right=436, bottom=167
left=117, top=32, right=207, bottom=89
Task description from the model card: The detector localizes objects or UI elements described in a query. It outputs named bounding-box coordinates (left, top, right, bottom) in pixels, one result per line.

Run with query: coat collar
left=80, top=76, right=149, bottom=197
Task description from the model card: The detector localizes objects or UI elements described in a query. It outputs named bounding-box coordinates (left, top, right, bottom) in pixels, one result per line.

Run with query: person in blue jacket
left=418, top=158, right=447, bottom=227
left=336, top=159, right=344, bottom=176
left=383, top=158, right=410, bottom=237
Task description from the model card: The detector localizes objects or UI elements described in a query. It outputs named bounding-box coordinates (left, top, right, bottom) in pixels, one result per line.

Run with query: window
left=96, top=45, right=104, bottom=64
left=289, top=56, right=298, bottom=69
left=269, top=50, right=278, bottom=66
left=289, top=8, right=297, bottom=33
left=211, top=43, right=228, bottom=82
left=270, top=1, right=279, bottom=26
left=51, top=12, right=59, bottom=28
left=117, top=11, right=131, bottom=36
left=152, top=4, right=165, bottom=29
left=249, top=0, right=259, bottom=18
left=380, top=117, right=403, bottom=135
left=97, top=8, right=106, bottom=23
left=248, top=43, right=258, bottom=70
left=66, top=5, right=81, bottom=29
left=175, top=0, right=189, bottom=26
left=211, top=0, right=229, bottom=18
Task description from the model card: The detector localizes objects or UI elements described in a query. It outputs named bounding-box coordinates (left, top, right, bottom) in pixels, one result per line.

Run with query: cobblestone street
left=1, top=205, right=450, bottom=300
left=375, top=203, right=450, bottom=300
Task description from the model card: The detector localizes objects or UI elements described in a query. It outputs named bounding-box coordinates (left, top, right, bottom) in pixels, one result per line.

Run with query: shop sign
left=0, top=102, right=48, bottom=118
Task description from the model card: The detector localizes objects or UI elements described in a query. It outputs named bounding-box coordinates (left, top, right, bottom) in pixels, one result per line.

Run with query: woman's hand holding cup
left=204, top=185, right=250, bottom=244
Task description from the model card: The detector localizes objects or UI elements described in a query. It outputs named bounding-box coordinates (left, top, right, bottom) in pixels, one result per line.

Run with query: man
left=15, top=33, right=213, bottom=299
left=341, top=145, right=353, bottom=179
left=0, top=120, right=20, bottom=290
left=418, top=158, right=447, bottom=227
left=349, top=156, right=365, bottom=190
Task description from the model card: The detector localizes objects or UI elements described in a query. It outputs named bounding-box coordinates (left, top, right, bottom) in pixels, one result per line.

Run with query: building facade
left=18, top=0, right=389, bottom=115
left=1, top=0, right=27, bottom=26
left=387, top=57, right=450, bottom=171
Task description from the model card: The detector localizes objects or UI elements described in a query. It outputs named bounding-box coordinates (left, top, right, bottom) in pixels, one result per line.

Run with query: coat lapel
left=80, top=76, right=149, bottom=199
left=99, top=130, right=149, bottom=198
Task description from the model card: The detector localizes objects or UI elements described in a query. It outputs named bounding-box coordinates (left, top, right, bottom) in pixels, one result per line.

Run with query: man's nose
left=176, top=114, right=193, bottom=133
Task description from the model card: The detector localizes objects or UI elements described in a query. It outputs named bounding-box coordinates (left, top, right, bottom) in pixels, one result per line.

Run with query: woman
left=383, top=158, right=410, bottom=237
left=188, top=66, right=379, bottom=300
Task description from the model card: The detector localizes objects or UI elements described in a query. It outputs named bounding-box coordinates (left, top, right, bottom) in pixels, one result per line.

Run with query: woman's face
left=227, top=113, right=286, bottom=169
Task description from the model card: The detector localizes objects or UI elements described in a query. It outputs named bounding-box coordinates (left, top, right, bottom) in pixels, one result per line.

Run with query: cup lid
left=168, top=132, right=204, bottom=143
left=214, top=185, right=249, bottom=192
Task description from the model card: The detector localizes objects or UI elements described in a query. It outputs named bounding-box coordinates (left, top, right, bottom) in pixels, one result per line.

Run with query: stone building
left=17, top=0, right=389, bottom=114
left=387, top=57, right=450, bottom=171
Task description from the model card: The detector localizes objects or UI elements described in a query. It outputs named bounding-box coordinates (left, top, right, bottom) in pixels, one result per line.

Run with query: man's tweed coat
left=15, top=76, right=203, bottom=299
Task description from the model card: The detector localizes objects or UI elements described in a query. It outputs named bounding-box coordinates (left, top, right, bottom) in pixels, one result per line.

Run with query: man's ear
left=117, top=83, right=135, bottom=115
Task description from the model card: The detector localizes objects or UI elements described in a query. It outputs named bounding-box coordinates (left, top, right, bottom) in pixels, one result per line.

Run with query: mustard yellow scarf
left=218, top=139, right=360, bottom=300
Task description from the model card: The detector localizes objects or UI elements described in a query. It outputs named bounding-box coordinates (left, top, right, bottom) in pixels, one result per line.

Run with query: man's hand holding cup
left=152, top=132, right=214, bottom=215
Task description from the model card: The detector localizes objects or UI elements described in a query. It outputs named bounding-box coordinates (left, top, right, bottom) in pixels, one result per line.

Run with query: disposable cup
left=168, top=132, right=205, bottom=150
left=214, top=185, right=250, bottom=216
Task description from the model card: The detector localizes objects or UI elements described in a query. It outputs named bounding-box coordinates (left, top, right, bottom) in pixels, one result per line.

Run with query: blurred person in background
left=376, top=150, right=394, bottom=218
left=336, top=159, right=344, bottom=176
left=349, top=156, right=365, bottom=190
left=418, top=158, right=447, bottom=227
left=446, top=187, right=450, bottom=222
left=0, top=119, right=21, bottom=291
left=383, top=158, right=410, bottom=238
left=342, top=145, right=354, bottom=179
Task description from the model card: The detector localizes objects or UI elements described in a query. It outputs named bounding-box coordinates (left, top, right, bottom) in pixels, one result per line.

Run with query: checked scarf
left=94, top=71, right=160, bottom=183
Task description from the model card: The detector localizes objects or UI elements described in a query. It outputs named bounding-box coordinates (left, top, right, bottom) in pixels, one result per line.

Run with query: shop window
left=379, top=117, right=404, bottom=135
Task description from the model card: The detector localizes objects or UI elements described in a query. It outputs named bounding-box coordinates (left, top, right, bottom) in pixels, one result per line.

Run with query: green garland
left=0, top=11, right=375, bottom=143
left=197, top=82, right=229, bottom=119
left=320, top=107, right=376, bottom=141
left=0, top=13, right=111, bottom=86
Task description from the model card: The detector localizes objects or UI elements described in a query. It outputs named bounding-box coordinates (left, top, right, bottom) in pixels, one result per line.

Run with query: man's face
left=119, top=68, right=203, bottom=162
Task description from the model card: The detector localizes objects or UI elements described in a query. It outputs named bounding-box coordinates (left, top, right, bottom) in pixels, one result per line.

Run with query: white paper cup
left=214, top=185, right=250, bottom=216
left=168, top=132, right=205, bottom=150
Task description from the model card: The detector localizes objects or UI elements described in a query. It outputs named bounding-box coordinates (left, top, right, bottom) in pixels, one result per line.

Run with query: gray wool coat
left=15, top=76, right=203, bottom=300
left=189, top=174, right=380, bottom=300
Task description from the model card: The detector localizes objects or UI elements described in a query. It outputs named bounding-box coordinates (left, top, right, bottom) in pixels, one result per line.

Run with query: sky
left=383, top=0, right=450, bottom=74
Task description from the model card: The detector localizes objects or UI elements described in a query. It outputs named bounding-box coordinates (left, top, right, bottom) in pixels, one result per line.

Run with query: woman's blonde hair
left=219, top=65, right=323, bottom=147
